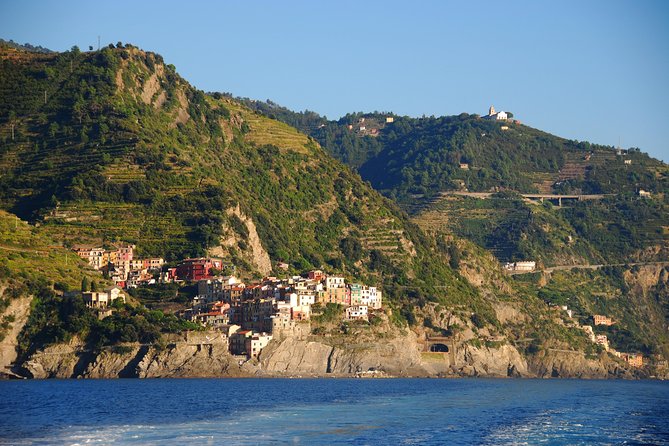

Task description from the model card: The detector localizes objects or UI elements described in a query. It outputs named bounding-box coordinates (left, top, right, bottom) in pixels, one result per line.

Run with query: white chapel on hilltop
left=486, top=105, right=508, bottom=121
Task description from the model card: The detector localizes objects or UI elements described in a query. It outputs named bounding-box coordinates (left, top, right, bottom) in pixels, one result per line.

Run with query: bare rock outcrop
left=259, top=329, right=439, bottom=377
left=259, top=339, right=332, bottom=375
left=454, top=343, right=529, bottom=377
left=12, top=329, right=648, bottom=380
left=137, top=342, right=245, bottom=378
left=328, top=335, right=428, bottom=376
left=21, top=338, right=88, bottom=379
left=82, top=346, right=144, bottom=378
left=0, top=291, right=32, bottom=372
left=210, top=204, right=272, bottom=276
left=528, top=350, right=633, bottom=379
left=19, top=331, right=249, bottom=379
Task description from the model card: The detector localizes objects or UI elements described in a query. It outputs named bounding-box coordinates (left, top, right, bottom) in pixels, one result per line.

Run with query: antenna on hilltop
left=97, top=36, right=100, bottom=51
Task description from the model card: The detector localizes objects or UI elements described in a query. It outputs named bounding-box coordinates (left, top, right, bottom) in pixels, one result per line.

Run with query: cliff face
left=527, top=350, right=640, bottom=379
left=13, top=329, right=645, bottom=379
left=258, top=333, right=430, bottom=377
left=0, top=291, right=32, bottom=378
left=17, top=332, right=249, bottom=379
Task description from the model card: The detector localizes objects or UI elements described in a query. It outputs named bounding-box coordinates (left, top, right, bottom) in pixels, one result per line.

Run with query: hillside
left=240, top=101, right=668, bottom=267
left=1, top=42, right=667, bottom=378
left=0, top=42, right=493, bottom=344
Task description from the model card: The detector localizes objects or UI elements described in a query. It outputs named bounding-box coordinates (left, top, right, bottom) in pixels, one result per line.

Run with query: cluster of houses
left=346, top=116, right=394, bottom=137
left=73, top=244, right=231, bottom=288
left=584, top=314, right=644, bottom=367
left=73, top=243, right=165, bottom=288
left=548, top=304, right=645, bottom=368
left=181, top=270, right=383, bottom=358
left=72, top=244, right=383, bottom=359
left=72, top=244, right=649, bottom=367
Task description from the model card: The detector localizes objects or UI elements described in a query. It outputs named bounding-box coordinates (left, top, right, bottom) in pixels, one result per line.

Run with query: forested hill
left=0, top=38, right=53, bottom=54
left=1, top=42, right=668, bottom=371
left=238, top=99, right=667, bottom=202
left=239, top=99, right=669, bottom=267
left=0, top=41, right=490, bottom=322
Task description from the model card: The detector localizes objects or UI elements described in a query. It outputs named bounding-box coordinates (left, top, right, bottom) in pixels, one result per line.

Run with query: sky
left=2, top=0, right=669, bottom=162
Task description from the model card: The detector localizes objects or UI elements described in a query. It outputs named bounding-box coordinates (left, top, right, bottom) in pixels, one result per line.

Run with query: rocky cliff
left=17, top=332, right=251, bottom=379
left=10, top=328, right=649, bottom=380
left=0, top=290, right=32, bottom=379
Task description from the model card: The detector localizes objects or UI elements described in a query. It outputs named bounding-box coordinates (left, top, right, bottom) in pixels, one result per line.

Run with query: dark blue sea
left=1, top=378, right=668, bottom=445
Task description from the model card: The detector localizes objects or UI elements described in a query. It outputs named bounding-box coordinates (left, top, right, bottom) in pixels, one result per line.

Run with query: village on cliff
left=71, top=242, right=646, bottom=367
left=72, top=243, right=382, bottom=360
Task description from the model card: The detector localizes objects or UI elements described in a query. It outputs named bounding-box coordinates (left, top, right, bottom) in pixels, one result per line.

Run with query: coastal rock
left=82, top=346, right=144, bottom=378
left=13, top=330, right=649, bottom=380
left=21, top=339, right=87, bottom=379
left=137, top=342, right=244, bottom=378
left=259, top=339, right=332, bottom=375
left=455, top=343, right=529, bottom=377
left=529, top=350, right=628, bottom=379
left=329, top=336, right=428, bottom=376
left=0, top=291, right=32, bottom=373
left=19, top=331, right=250, bottom=379
left=259, top=331, right=433, bottom=377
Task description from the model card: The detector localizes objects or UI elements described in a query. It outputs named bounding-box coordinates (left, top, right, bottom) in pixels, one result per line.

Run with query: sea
left=1, top=378, right=668, bottom=445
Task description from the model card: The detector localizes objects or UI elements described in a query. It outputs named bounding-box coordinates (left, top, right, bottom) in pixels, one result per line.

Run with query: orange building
left=593, top=315, right=614, bottom=326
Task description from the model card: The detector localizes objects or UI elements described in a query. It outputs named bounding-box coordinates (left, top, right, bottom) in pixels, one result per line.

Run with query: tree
left=448, top=244, right=460, bottom=269
left=81, top=277, right=90, bottom=292
left=48, top=122, right=59, bottom=138
left=339, top=236, right=362, bottom=262
left=90, top=281, right=98, bottom=292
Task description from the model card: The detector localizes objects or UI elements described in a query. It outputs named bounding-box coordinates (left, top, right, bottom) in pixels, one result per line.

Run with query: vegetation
left=0, top=42, right=497, bottom=353
left=16, top=281, right=199, bottom=357
left=2, top=43, right=667, bottom=363
left=239, top=96, right=667, bottom=270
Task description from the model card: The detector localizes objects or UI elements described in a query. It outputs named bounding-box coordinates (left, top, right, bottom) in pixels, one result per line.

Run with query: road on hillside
left=0, top=244, right=49, bottom=255
left=509, top=261, right=669, bottom=275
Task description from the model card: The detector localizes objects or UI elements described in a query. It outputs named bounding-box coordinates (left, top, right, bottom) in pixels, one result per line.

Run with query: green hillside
left=1, top=42, right=667, bottom=368
left=240, top=101, right=668, bottom=266
left=0, top=42, right=489, bottom=323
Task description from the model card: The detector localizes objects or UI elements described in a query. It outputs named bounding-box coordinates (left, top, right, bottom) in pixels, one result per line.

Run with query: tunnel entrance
left=430, top=343, right=449, bottom=353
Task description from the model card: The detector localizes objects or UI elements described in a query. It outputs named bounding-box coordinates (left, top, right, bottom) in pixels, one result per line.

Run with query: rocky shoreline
left=3, top=330, right=660, bottom=380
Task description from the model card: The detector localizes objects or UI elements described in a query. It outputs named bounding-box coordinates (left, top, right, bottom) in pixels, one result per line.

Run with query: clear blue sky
left=2, top=0, right=669, bottom=161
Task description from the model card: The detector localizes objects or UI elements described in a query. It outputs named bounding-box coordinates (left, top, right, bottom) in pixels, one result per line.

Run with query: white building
left=245, top=333, right=273, bottom=358
left=346, top=305, right=369, bottom=321
left=351, top=286, right=383, bottom=310
left=82, top=287, right=126, bottom=309
left=505, top=261, right=536, bottom=272
left=325, top=276, right=345, bottom=289
left=486, top=105, right=508, bottom=121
